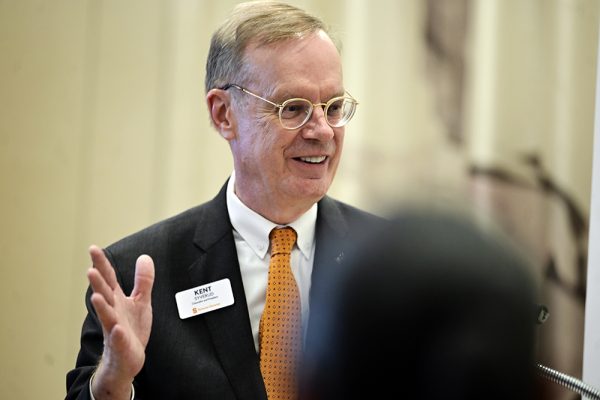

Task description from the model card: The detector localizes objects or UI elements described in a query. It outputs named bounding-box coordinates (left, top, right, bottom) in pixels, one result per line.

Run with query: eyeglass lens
left=279, top=97, right=356, bottom=129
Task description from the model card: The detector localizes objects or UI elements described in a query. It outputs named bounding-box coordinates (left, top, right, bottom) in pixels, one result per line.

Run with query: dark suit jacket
left=66, top=182, right=381, bottom=399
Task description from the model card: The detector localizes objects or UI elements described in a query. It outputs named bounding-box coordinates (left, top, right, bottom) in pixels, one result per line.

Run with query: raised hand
left=86, top=245, right=155, bottom=400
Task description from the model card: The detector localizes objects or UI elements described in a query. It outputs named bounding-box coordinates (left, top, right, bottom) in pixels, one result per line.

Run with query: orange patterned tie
left=259, top=227, right=301, bottom=400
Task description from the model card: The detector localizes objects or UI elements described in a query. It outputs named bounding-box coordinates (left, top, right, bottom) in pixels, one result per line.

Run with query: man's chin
left=287, top=177, right=332, bottom=204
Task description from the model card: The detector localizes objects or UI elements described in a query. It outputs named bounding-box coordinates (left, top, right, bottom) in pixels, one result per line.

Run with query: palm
left=102, top=283, right=153, bottom=376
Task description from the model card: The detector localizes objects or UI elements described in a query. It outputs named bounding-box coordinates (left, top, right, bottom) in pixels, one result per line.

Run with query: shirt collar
left=226, top=171, right=317, bottom=260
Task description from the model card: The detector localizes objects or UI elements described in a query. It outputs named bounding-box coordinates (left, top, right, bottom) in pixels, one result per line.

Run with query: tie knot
left=270, top=227, right=297, bottom=256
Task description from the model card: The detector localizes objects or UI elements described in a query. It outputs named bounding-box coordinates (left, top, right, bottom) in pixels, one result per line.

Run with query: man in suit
left=66, top=2, right=379, bottom=399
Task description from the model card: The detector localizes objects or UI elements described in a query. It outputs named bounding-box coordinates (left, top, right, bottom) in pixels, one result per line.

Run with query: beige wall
left=0, top=0, right=598, bottom=398
left=465, top=2, right=598, bottom=391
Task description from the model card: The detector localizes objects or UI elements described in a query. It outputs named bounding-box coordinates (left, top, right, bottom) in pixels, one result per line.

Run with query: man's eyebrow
left=269, top=88, right=294, bottom=102
left=271, top=88, right=346, bottom=102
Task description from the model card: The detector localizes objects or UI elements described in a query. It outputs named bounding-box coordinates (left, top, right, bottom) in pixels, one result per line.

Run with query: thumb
left=131, top=254, right=155, bottom=303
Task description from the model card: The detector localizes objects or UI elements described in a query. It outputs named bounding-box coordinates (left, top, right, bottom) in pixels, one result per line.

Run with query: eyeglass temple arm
left=345, top=90, right=359, bottom=103
left=220, top=84, right=281, bottom=108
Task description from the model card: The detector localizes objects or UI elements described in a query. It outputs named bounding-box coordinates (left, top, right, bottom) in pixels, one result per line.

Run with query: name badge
left=175, top=278, right=234, bottom=319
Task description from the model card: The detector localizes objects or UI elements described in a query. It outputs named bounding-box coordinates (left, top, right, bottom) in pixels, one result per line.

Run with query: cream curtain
left=0, top=0, right=597, bottom=398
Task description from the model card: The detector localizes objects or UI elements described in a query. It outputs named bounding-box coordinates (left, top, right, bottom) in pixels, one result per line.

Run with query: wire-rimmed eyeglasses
left=221, top=83, right=358, bottom=130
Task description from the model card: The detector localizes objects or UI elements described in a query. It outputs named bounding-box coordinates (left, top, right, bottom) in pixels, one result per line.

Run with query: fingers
left=88, top=267, right=115, bottom=307
left=90, top=291, right=118, bottom=333
left=131, top=255, right=155, bottom=304
left=89, top=245, right=119, bottom=290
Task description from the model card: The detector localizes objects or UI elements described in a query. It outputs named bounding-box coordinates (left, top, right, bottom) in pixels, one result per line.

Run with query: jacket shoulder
left=319, top=196, right=385, bottom=229
left=106, top=182, right=229, bottom=259
left=106, top=203, right=206, bottom=255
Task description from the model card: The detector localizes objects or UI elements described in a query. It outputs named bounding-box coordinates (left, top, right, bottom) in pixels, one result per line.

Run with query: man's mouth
left=297, top=156, right=327, bottom=164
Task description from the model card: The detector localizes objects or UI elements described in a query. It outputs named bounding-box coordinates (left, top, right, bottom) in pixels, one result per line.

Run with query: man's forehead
left=239, top=30, right=344, bottom=99
left=268, top=83, right=345, bottom=100
left=257, top=73, right=345, bottom=101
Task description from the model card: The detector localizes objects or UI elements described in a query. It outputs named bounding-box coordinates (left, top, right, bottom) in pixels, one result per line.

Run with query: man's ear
left=206, top=89, right=236, bottom=141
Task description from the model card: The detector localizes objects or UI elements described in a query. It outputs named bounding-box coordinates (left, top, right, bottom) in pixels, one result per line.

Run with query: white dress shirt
left=226, top=172, right=317, bottom=352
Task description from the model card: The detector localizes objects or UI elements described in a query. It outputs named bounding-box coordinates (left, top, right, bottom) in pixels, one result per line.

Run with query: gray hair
left=205, top=1, right=339, bottom=93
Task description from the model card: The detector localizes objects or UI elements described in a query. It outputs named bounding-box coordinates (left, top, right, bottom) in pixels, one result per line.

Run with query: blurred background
left=0, top=0, right=598, bottom=398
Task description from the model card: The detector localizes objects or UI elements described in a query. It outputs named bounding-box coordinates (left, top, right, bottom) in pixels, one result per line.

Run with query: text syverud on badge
left=194, top=286, right=214, bottom=302
left=175, top=278, right=235, bottom=319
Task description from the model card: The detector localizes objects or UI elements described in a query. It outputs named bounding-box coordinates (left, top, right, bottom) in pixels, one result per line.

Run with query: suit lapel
left=188, top=182, right=267, bottom=400
left=310, top=196, right=349, bottom=307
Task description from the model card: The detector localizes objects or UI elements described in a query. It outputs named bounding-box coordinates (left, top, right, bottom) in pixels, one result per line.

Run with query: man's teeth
left=300, top=156, right=326, bottom=164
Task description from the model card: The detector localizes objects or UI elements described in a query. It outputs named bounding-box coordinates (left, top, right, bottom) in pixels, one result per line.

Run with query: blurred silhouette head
left=302, top=211, right=537, bottom=400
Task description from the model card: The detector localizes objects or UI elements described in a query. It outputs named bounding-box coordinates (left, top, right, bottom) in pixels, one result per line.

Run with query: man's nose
left=300, top=106, right=335, bottom=141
